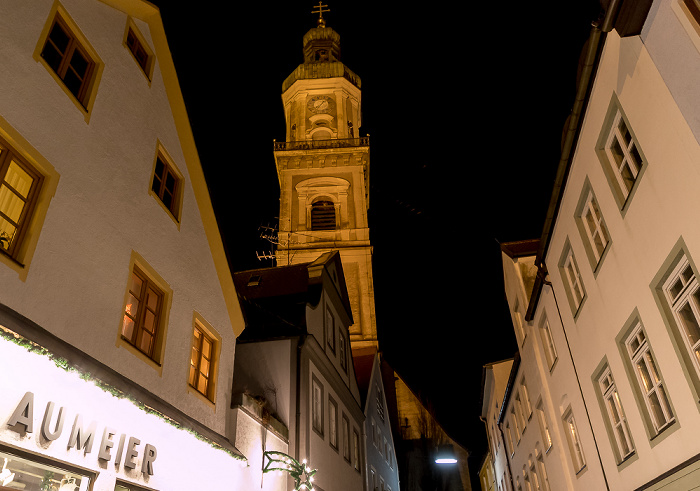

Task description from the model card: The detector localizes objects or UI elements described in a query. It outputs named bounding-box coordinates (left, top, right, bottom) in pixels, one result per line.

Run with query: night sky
left=153, top=0, right=601, bottom=484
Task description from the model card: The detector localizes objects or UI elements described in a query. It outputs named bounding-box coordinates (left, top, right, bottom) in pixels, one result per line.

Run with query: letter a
left=7, top=392, right=34, bottom=434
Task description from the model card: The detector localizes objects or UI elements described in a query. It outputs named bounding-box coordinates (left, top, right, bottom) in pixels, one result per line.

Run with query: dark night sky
left=153, top=0, right=601, bottom=484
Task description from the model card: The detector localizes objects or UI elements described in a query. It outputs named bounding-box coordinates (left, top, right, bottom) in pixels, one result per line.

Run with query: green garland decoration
left=263, top=451, right=317, bottom=490
left=0, top=326, right=247, bottom=463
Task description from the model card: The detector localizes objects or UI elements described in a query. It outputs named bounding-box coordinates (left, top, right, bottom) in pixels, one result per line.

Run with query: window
left=339, top=327, right=348, bottom=371
left=0, top=448, right=94, bottom=491
left=342, top=413, right=351, bottom=462
left=376, top=385, right=385, bottom=422
left=539, top=317, right=558, bottom=371
left=312, top=375, right=324, bottom=437
left=536, top=401, right=552, bottom=452
left=0, top=139, right=43, bottom=259
left=536, top=449, right=550, bottom=491
left=511, top=409, right=522, bottom=443
left=116, top=480, right=155, bottom=491
left=523, top=467, right=532, bottom=491
left=150, top=147, right=183, bottom=221
left=329, top=397, right=338, bottom=450
left=353, top=428, right=361, bottom=471
left=326, top=307, right=336, bottom=353
left=505, top=422, right=514, bottom=455
left=577, top=187, right=610, bottom=269
left=310, top=200, right=336, bottom=230
left=596, top=100, right=647, bottom=209
left=38, top=9, right=100, bottom=111
left=529, top=457, right=541, bottom=491
left=188, top=322, right=217, bottom=402
left=513, top=298, right=526, bottom=344
left=598, top=367, right=634, bottom=461
left=514, top=393, right=527, bottom=432
left=121, top=266, right=164, bottom=361
left=625, top=322, right=674, bottom=433
left=563, top=410, right=586, bottom=474
left=124, top=20, right=154, bottom=80
left=663, top=255, right=700, bottom=374
left=560, top=244, right=586, bottom=315
left=520, top=379, right=533, bottom=420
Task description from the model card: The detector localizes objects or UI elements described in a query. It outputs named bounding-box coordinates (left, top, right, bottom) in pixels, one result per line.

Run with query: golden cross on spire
left=311, top=1, right=330, bottom=27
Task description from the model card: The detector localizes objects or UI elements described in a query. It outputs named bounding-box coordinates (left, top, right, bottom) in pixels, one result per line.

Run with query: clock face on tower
left=307, top=95, right=335, bottom=114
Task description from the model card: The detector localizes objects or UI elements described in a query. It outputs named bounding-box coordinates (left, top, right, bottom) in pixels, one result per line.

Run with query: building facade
left=232, top=251, right=365, bottom=491
left=484, top=0, right=700, bottom=489
left=0, top=1, right=260, bottom=490
left=353, top=348, right=401, bottom=491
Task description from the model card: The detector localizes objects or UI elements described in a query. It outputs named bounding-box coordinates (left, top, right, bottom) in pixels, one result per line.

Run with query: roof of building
left=352, top=346, right=378, bottom=408
left=233, top=251, right=351, bottom=341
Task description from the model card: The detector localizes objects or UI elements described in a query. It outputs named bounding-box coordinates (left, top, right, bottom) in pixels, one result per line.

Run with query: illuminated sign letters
left=7, top=392, right=157, bottom=476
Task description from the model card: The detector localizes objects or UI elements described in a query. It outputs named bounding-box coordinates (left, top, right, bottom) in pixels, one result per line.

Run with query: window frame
left=536, top=400, right=553, bottom=453
left=539, top=316, right=558, bottom=372
left=353, top=427, right=362, bottom=472
left=310, top=199, right=337, bottom=231
left=342, top=412, right=351, bottom=463
left=563, top=409, right=586, bottom=475
left=119, top=263, right=169, bottom=366
left=0, top=140, right=44, bottom=260
left=559, top=242, right=586, bottom=316
left=575, top=184, right=611, bottom=272
left=312, top=374, right=324, bottom=438
left=124, top=18, right=155, bottom=82
left=597, top=366, right=635, bottom=462
left=595, top=97, right=648, bottom=212
left=663, top=254, right=700, bottom=376
left=625, top=322, right=675, bottom=434
left=187, top=314, right=221, bottom=405
left=34, top=4, right=103, bottom=120
left=329, top=395, right=339, bottom=450
left=325, top=307, right=336, bottom=353
left=150, top=144, right=184, bottom=224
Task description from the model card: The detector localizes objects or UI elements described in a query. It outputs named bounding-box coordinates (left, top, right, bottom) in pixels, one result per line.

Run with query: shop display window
left=0, top=448, right=93, bottom=491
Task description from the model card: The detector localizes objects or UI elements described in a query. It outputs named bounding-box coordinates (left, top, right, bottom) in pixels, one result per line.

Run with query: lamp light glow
left=434, top=444, right=458, bottom=464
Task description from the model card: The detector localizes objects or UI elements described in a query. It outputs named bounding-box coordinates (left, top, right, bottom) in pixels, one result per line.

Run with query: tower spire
left=311, top=1, right=330, bottom=27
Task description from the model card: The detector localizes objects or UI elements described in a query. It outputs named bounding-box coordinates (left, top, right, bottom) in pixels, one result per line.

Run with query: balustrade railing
left=273, top=137, right=370, bottom=151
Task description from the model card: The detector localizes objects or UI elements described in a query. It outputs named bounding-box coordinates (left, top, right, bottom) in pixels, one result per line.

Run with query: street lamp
left=434, top=444, right=458, bottom=464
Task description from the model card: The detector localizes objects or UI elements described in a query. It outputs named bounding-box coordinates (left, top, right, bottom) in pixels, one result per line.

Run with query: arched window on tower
left=310, top=200, right=336, bottom=230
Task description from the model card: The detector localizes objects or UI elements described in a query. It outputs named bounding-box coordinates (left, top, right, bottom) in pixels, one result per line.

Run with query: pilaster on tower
left=272, top=14, right=376, bottom=350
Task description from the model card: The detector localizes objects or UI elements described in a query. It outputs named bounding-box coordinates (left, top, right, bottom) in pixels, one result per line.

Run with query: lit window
left=151, top=148, right=183, bottom=221
left=329, top=396, right=338, bottom=450
left=310, top=200, right=336, bottom=230
left=0, top=139, right=43, bottom=259
left=539, top=317, right=558, bottom=371
left=0, top=449, right=94, bottom=490
left=511, top=408, right=522, bottom=443
left=625, top=322, right=674, bottom=432
left=312, top=376, right=324, bottom=437
left=536, top=448, right=551, bottom=491
left=536, top=401, right=552, bottom=452
left=523, top=466, right=532, bottom=491
left=564, top=410, right=586, bottom=474
left=529, top=456, right=542, bottom=491
left=598, top=367, right=634, bottom=461
left=189, top=323, right=218, bottom=402
left=663, top=255, right=700, bottom=375
left=514, top=394, right=527, bottom=432
left=40, top=12, right=96, bottom=107
left=505, top=422, right=514, bottom=456
left=121, top=266, right=164, bottom=360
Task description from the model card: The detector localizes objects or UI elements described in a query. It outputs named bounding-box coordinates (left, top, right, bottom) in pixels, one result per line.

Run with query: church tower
left=273, top=8, right=376, bottom=350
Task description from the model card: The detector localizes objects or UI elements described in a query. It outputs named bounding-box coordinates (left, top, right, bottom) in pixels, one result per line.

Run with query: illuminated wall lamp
left=434, top=444, right=458, bottom=464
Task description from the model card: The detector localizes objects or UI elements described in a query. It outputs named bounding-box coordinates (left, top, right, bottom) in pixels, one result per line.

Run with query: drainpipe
left=541, top=270, right=610, bottom=491
left=295, top=334, right=308, bottom=463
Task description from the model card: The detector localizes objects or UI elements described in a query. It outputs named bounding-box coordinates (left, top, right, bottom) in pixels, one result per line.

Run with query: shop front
left=0, top=321, right=250, bottom=491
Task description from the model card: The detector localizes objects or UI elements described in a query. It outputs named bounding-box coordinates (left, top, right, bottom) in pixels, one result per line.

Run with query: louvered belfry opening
left=311, top=200, right=336, bottom=230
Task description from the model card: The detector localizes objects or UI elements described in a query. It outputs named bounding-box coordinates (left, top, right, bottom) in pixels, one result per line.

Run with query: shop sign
left=6, top=392, right=157, bottom=476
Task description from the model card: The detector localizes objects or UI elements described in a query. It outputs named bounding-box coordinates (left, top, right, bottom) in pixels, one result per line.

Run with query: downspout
left=295, top=334, right=308, bottom=463
left=541, top=270, right=610, bottom=491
